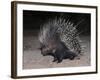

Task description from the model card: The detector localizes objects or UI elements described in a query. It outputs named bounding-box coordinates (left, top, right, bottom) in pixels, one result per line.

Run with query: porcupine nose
left=41, top=51, right=46, bottom=56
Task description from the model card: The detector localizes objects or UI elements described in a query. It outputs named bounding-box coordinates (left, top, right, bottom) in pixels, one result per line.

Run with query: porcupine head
left=39, top=32, right=60, bottom=56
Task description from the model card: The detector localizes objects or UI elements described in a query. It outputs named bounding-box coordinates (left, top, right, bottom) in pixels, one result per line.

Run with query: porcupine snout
left=40, top=47, right=50, bottom=56
left=39, top=44, right=53, bottom=56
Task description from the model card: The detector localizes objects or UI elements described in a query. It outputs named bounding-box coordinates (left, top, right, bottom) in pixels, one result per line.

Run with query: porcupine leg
left=67, top=51, right=77, bottom=60
left=55, top=51, right=63, bottom=63
left=53, top=57, right=57, bottom=62
left=52, top=54, right=58, bottom=62
left=57, top=56, right=63, bottom=63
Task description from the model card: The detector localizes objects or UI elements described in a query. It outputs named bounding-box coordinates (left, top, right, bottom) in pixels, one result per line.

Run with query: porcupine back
left=39, top=17, right=83, bottom=55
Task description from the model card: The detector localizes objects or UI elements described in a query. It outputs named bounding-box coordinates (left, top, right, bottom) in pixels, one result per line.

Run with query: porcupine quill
left=38, top=17, right=85, bottom=63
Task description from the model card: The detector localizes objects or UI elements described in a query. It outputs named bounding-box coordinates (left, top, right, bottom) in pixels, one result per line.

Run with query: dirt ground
left=23, top=31, right=90, bottom=69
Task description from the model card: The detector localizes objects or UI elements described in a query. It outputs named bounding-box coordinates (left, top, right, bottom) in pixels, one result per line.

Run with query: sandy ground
left=23, top=31, right=90, bottom=69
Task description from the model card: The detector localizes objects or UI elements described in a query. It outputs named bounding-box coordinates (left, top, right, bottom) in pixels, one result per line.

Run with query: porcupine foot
left=69, top=55, right=75, bottom=60
left=52, top=58, right=57, bottom=62
left=69, top=53, right=77, bottom=60
left=57, top=56, right=63, bottom=63
left=56, top=58, right=62, bottom=63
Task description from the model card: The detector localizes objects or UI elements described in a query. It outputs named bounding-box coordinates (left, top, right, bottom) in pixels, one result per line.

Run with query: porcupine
left=38, top=17, right=83, bottom=63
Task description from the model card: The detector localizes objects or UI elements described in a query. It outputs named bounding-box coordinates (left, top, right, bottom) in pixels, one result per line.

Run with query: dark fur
left=40, top=41, right=77, bottom=63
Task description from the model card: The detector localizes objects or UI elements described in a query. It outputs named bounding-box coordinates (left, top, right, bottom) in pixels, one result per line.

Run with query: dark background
left=23, top=10, right=91, bottom=35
